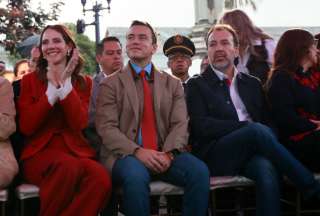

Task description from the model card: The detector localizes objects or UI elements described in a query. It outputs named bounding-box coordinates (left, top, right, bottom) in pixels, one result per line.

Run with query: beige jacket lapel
left=153, top=66, right=166, bottom=142
left=118, top=64, right=139, bottom=123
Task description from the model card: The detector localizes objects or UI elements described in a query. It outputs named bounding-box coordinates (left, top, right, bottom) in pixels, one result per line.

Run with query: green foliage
left=0, top=0, right=64, bottom=55
left=65, top=23, right=97, bottom=75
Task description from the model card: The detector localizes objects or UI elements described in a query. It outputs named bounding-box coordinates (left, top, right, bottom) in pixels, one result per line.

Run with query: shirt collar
left=210, top=64, right=239, bottom=82
left=130, top=62, right=152, bottom=76
left=101, top=71, right=108, bottom=78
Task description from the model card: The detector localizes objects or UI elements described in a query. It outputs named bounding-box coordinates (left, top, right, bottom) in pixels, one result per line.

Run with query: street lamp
left=77, top=0, right=112, bottom=73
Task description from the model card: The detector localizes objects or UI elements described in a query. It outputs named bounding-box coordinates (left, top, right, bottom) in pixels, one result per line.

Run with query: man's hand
left=134, top=148, right=172, bottom=173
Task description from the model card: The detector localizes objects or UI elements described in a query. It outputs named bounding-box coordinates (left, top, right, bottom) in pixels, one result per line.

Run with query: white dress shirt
left=211, top=65, right=253, bottom=122
left=237, top=38, right=276, bottom=74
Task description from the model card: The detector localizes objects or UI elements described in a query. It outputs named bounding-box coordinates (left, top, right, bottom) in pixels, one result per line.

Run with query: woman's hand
left=61, top=48, right=79, bottom=81
left=46, top=48, right=79, bottom=87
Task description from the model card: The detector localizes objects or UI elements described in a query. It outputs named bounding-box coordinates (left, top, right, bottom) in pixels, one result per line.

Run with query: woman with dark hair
left=267, top=29, right=320, bottom=171
left=18, top=24, right=111, bottom=216
left=220, top=9, right=276, bottom=84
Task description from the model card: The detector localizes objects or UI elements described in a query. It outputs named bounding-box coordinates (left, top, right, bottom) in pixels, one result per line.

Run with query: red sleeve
left=18, top=73, right=53, bottom=136
left=59, top=76, right=92, bottom=131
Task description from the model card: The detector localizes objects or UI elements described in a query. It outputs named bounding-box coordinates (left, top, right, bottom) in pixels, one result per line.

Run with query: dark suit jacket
left=88, top=72, right=105, bottom=128
left=185, top=66, right=272, bottom=159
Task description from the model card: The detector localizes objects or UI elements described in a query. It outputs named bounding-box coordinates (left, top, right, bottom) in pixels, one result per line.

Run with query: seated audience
left=200, top=54, right=209, bottom=74
left=186, top=24, right=320, bottom=216
left=18, top=24, right=111, bottom=216
left=267, top=29, right=320, bottom=172
left=163, top=34, right=195, bottom=86
left=96, top=20, right=209, bottom=216
left=86, top=36, right=123, bottom=155
left=0, top=77, right=19, bottom=188
left=220, top=9, right=276, bottom=84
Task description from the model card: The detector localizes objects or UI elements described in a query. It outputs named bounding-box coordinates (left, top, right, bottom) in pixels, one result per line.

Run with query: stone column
left=194, top=0, right=210, bottom=24
left=192, top=0, right=225, bottom=57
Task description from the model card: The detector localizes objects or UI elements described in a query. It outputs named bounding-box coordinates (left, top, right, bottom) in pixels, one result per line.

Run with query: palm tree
left=225, top=0, right=257, bottom=10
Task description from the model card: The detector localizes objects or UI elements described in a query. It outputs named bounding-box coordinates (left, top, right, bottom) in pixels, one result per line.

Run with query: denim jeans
left=112, top=153, right=210, bottom=216
left=205, top=122, right=320, bottom=216
left=243, top=156, right=280, bottom=216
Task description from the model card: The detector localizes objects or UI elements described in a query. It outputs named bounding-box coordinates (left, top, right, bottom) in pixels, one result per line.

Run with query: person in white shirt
left=220, top=9, right=276, bottom=84
left=186, top=24, right=320, bottom=216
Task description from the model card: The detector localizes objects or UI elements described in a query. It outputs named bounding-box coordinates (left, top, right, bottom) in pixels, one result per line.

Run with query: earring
left=67, top=50, right=71, bottom=56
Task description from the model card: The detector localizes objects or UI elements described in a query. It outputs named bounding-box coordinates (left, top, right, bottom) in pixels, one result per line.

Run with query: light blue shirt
left=129, top=61, right=153, bottom=146
left=130, top=62, right=152, bottom=77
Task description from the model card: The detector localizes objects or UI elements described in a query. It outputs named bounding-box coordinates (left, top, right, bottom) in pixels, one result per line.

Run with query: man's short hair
left=96, top=36, right=122, bottom=55
left=129, top=20, right=157, bottom=44
left=206, top=24, right=239, bottom=48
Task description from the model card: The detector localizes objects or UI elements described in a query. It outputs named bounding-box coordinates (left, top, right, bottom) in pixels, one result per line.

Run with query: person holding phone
left=18, top=24, right=111, bottom=216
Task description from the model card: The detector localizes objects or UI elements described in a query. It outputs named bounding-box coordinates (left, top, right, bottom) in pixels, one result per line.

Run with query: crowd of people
left=1, top=8, right=320, bottom=216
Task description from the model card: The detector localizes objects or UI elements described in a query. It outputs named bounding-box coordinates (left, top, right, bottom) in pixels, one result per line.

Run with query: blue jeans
left=243, top=156, right=280, bottom=216
left=205, top=122, right=320, bottom=216
left=112, top=153, right=210, bottom=216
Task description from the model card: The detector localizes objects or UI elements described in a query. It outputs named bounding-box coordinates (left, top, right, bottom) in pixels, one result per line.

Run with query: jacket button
left=132, top=129, right=137, bottom=133
left=226, top=100, right=231, bottom=104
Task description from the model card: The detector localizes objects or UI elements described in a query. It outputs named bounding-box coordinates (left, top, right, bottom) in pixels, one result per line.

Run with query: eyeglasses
left=168, top=53, right=190, bottom=61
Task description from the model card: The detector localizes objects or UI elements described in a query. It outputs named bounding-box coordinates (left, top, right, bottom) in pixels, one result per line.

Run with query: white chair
left=15, top=184, right=39, bottom=216
left=0, top=189, right=8, bottom=216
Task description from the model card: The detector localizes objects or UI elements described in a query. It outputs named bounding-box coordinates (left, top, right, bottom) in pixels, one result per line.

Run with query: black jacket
left=186, top=66, right=272, bottom=158
left=267, top=70, right=319, bottom=139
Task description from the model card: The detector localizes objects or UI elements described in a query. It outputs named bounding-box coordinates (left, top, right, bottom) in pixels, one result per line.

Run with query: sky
left=53, top=0, right=320, bottom=40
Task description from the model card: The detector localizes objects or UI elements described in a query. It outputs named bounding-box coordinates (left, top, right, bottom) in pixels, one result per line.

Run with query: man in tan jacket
left=96, top=20, right=209, bottom=216
left=0, top=77, right=18, bottom=188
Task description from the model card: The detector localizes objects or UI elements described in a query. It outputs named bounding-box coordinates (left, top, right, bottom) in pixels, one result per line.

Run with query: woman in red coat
left=18, top=24, right=111, bottom=216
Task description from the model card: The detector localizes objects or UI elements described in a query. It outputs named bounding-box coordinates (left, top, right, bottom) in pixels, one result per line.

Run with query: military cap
left=163, top=34, right=196, bottom=57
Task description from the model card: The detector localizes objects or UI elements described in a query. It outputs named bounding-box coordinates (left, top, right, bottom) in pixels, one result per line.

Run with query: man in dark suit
left=163, top=34, right=195, bottom=87
left=186, top=24, right=320, bottom=216
left=86, top=36, right=123, bottom=155
left=96, top=20, right=209, bottom=216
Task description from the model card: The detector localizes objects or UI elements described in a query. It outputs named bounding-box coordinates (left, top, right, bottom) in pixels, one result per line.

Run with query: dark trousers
left=112, top=153, right=210, bottom=216
left=205, top=122, right=320, bottom=216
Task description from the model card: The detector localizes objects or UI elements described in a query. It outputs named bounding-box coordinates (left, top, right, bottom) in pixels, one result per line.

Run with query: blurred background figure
left=200, top=54, right=209, bottom=74
left=0, top=61, right=5, bottom=75
left=13, top=59, right=30, bottom=81
left=0, top=77, right=19, bottom=188
left=267, top=29, right=320, bottom=172
left=0, top=60, right=14, bottom=82
left=163, top=34, right=195, bottom=86
left=86, top=36, right=123, bottom=156
left=315, top=33, right=320, bottom=70
left=220, top=9, right=276, bottom=84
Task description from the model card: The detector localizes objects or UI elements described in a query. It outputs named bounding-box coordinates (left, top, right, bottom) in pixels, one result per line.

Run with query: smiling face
left=41, top=28, right=71, bottom=66
left=207, top=29, right=239, bottom=73
left=126, top=25, right=157, bottom=65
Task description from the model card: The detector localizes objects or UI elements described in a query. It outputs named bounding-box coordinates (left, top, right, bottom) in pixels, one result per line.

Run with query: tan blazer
left=0, top=77, right=18, bottom=188
left=96, top=64, right=189, bottom=171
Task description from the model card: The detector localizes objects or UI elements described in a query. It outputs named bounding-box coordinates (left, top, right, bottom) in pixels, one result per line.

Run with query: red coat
left=18, top=72, right=95, bottom=160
